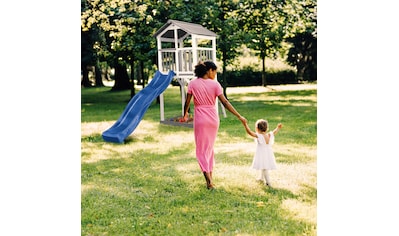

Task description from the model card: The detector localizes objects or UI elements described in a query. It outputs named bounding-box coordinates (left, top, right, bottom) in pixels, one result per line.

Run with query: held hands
left=238, top=116, right=247, bottom=125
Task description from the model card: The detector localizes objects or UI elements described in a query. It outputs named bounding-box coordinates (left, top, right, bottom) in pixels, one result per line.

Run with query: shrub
left=171, top=69, right=297, bottom=87
left=218, top=69, right=297, bottom=87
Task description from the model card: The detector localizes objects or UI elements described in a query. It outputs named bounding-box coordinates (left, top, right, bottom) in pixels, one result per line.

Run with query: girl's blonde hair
left=255, top=119, right=268, bottom=132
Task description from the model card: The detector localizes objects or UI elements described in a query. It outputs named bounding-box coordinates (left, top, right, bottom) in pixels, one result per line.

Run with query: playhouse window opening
left=196, top=39, right=212, bottom=48
left=182, top=36, right=192, bottom=47
left=161, top=42, right=175, bottom=49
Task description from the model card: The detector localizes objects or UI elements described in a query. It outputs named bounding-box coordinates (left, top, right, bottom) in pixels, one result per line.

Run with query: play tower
left=154, top=19, right=225, bottom=123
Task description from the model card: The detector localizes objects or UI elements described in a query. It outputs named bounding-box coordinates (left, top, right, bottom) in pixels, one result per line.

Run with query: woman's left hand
left=179, top=114, right=188, bottom=122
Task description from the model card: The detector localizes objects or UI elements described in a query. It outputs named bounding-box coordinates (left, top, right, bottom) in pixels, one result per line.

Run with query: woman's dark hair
left=194, top=61, right=217, bottom=77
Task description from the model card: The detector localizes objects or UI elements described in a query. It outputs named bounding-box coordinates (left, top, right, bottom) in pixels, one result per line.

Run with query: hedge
left=171, top=69, right=298, bottom=87
left=218, top=69, right=298, bottom=87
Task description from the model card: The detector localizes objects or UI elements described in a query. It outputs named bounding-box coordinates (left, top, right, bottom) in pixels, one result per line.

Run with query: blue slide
left=102, top=70, right=175, bottom=143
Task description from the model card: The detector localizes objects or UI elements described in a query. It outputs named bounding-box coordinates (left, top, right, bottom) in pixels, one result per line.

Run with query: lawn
left=81, top=83, right=317, bottom=235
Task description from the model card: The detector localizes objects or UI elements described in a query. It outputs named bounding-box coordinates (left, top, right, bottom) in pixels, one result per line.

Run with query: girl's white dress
left=251, top=132, right=277, bottom=170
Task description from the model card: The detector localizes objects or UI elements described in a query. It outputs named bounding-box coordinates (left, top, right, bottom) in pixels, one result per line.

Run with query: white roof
left=154, top=19, right=217, bottom=39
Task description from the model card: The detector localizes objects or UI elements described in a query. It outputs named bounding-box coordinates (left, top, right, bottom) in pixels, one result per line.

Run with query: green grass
left=81, top=84, right=317, bottom=235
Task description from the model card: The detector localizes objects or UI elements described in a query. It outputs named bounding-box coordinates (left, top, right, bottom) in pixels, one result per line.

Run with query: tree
left=287, top=32, right=316, bottom=81
left=81, top=0, right=98, bottom=88
left=130, top=2, right=158, bottom=89
left=240, top=0, right=289, bottom=86
left=81, top=29, right=96, bottom=87
left=284, top=0, right=317, bottom=81
left=81, top=0, right=157, bottom=92
left=205, top=0, right=243, bottom=98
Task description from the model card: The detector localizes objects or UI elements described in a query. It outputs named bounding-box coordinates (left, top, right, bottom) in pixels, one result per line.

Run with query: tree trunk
left=111, top=63, right=131, bottom=91
left=297, top=64, right=306, bottom=81
left=94, top=64, right=104, bottom=87
left=136, top=61, right=142, bottom=86
left=130, top=57, right=136, bottom=98
left=219, top=11, right=228, bottom=99
left=103, top=66, right=112, bottom=81
left=261, top=54, right=267, bottom=87
left=81, top=64, right=92, bottom=87
left=140, top=60, right=146, bottom=88
left=221, top=57, right=228, bottom=99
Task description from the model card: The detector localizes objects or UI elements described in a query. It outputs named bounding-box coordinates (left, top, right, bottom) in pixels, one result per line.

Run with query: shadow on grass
left=81, top=134, right=104, bottom=143
left=81, top=133, right=157, bottom=145
left=264, top=186, right=298, bottom=199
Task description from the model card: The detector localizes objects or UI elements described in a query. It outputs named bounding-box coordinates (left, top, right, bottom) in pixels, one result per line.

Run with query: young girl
left=243, top=119, right=282, bottom=187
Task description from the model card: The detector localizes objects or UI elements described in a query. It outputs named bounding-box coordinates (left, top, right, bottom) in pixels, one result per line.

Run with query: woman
left=182, top=61, right=247, bottom=189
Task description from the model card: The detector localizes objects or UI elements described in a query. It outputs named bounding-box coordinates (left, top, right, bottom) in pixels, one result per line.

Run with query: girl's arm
left=273, top=123, right=283, bottom=135
left=243, top=121, right=257, bottom=138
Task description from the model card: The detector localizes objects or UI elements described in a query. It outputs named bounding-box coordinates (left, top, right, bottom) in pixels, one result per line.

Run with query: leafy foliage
left=238, top=0, right=316, bottom=85
left=287, top=32, right=317, bottom=81
left=81, top=0, right=317, bottom=89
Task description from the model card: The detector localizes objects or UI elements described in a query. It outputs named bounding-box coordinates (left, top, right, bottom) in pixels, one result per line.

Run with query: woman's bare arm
left=218, top=94, right=244, bottom=119
left=183, top=93, right=192, bottom=120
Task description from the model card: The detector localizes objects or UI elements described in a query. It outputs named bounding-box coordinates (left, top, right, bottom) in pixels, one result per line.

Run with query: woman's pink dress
left=187, top=78, right=223, bottom=172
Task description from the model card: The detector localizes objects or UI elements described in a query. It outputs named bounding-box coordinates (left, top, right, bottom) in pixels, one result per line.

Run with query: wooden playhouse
left=154, top=19, right=225, bottom=127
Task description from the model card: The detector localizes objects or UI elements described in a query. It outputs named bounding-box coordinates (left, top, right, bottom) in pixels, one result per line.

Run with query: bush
left=171, top=69, right=298, bottom=87
left=218, top=69, right=297, bottom=87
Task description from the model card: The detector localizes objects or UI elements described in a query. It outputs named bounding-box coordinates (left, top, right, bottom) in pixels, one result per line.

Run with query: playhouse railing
left=159, top=48, right=214, bottom=76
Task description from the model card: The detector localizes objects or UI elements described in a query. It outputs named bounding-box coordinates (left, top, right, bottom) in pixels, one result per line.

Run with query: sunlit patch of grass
left=174, top=162, right=206, bottom=188
left=81, top=120, right=195, bottom=163
left=271, top=100, right=316, bottom=107
left=237, top=93, right=317, bottom=106
left=81, top=143, right=120, bottom=163
left=281, top=198, right=317, bottom=224
left=274, top=143, right=317, bottom=163
left=274, top=162, right=317, bottom=195
left=81, top=121, right=115, bottom=136
left=81, top=183, right=96, bottom=192
left=214, top=141, right=256, bottom=157
left=213, top=163, right=265, bottom=193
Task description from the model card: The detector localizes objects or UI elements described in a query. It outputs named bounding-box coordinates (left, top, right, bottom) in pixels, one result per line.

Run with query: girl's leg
left=256, top=170, right=264, bottom=182
left=263, top=170, right=272, bottom=187
left=261, top=169, right=267, bottom=183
